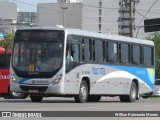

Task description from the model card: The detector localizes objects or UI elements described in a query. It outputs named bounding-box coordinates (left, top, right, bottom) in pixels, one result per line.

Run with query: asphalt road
left=0, top=97, right=160, bottom=120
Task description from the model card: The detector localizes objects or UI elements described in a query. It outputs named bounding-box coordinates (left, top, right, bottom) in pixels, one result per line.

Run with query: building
left=17, top=12, right=37, bottom=28
left=82, top=0, right=119, bottom=34
left=37, top=0, right=119, bottom=34
left=37, top=3, right=82, bottom=29
left=0, top=0, right=17, bottom=33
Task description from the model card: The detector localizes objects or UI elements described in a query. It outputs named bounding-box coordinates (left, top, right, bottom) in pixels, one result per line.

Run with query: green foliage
left=0, top=32, right=14, bottom=50
left=147, top=32, right=160, bottom=79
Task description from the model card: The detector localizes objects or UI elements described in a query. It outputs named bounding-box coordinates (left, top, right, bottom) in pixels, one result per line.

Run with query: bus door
left=66, top=38, right=80, bottom=73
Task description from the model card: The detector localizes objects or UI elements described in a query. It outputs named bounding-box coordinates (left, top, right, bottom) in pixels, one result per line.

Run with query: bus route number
left=92, top=67, right=106, bottom=75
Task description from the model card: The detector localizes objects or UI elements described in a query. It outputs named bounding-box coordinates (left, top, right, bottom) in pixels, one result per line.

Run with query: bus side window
left=108, top=41, right=118, bottom=63
left=132, top=44, right=141, bottom=65
left=82, top=38, right=91, bottom=61
left=71, top=43, right=80, bottom=62
left=66, top=43, right=72, bottom=65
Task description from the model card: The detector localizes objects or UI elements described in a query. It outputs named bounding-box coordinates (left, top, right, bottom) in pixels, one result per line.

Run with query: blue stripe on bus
left=108, top=65, right=155, bottom=89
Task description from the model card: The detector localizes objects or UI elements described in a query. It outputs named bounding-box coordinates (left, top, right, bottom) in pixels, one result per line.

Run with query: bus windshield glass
left=12, top=30, right=64, bottom=77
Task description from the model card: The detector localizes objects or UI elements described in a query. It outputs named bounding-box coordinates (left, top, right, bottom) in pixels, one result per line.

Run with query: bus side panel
left=64, top=64, right=154, bottom=96
left=0, top=69, right=9, bottom=93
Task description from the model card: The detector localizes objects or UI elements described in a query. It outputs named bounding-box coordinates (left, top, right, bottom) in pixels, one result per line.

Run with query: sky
left=10, top=0, right=57, bottom=12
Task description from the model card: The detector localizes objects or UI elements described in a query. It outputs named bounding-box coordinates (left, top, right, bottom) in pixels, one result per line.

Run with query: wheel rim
left=12, top=92, right=21, bottom=97
left=131, top=85, right=136, bottom=99
left=80, top=84, right=87, bottom=100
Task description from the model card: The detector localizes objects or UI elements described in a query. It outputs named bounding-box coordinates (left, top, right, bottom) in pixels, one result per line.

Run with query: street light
left=61, top=7, right=68, bottom=27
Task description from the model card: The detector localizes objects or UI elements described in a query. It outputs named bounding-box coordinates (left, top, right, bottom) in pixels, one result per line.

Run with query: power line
left=135, top=10, right=148, bottom=19
left=137, top=9, right=160, bottom=15
left=12, top=0, right=160, bottom=22
left=135, top=0, right=159, bottom=30
left=11, top=0, right=117, bottom=24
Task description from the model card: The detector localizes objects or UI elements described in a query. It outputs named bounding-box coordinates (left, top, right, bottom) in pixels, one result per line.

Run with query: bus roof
left=16, top=27, right=154, bottom=46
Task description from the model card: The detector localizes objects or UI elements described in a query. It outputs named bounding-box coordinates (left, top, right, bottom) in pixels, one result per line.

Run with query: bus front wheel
left=74, top=81, right=88, bottom=103
left=10, top=92, right=28, bottom=99
left=30, top=95, right=43, bottom=102
left=119, top=82, right=137, bottom=103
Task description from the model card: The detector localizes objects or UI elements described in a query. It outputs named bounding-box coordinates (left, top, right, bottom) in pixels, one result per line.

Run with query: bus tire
left=136, top=94, right=140, bottom=100
left=119, top=82, right=137, bottom=103
left=74, top=81, right=88, bottom=103
left=87, top=95, right=101, bottom=102
left=3, top=94, right=10, bottom=99
left=30, top=95, right=43, bottom=102
left=10, top=92, right=28, bottom=99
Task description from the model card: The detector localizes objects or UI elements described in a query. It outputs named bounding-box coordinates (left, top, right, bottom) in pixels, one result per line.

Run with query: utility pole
left=118, top=0, right=140, bottom=37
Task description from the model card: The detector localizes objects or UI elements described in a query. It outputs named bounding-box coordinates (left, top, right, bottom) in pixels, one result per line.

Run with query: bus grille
left=20, top=86, right=48, bottom=92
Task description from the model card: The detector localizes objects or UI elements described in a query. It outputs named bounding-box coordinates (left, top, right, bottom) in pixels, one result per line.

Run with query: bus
left=10, top=27, right=155, bottom=103
left=0, top=47, right=28, bottom=99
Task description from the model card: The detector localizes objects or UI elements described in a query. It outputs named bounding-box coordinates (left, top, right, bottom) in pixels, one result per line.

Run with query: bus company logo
left=0, top=75, right=10, bottom=80
left=2, top=112, right=11, bottom=117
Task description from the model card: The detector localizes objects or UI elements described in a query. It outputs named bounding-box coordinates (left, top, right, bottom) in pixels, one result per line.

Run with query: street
left=0, top=97, right=160, bottom=120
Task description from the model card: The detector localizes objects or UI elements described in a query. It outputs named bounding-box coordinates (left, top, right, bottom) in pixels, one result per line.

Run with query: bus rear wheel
left=30, top=95, right=43, bottom=102
left=119, top=82, right=137, bottom=103
left=74, top=81, right=88, bottom=103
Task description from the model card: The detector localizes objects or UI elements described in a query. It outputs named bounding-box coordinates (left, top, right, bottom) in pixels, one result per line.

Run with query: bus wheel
left=74, top=81, right=88, bottom=103
left=119, top=82, right=137, bottom=103
left=136, top=94, right=140, bottom=100
left=87, top=95, right=101, bottom=102
left=3, top=94, right=10, bottom=99
left=10, top=92, right=28, bottom=99
left=30, top=95, right=43, bottom=102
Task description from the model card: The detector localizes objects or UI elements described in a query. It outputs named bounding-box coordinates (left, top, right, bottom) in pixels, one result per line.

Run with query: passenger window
left=82, top=38, right=92, bottom=61
left=143, top=46, right=152, bottom=67
left=108, top=41, right=118, bottom=63
left=71, top=44, right=80, bottom=62
left=132, top=45, right=140, bottom=65
left=94, top=40, right=103, bottom=62
left=120, top=43, right=130, bottom=64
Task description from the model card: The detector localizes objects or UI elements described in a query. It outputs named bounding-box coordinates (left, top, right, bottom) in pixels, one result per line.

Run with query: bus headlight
left=52, top=74, right=62, bottom=84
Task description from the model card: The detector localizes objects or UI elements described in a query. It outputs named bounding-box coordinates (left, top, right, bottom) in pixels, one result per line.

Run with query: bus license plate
left=29, top=89, right=39, bottom=93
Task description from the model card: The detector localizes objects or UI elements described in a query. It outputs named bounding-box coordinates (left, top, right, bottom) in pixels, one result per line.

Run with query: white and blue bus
left=10, top=27, right=155, bottom=103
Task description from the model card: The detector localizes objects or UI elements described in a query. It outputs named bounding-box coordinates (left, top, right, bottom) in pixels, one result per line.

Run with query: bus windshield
left=12, top=30, right=64, bottom=78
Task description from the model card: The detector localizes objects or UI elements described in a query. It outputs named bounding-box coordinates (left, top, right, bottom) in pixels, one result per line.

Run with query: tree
left=0, top=32, right=14, bottom=50
left=147, top=32, right=160, bottom=78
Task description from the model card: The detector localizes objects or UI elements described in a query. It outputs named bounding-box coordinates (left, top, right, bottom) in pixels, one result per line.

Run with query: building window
left=99, top=17, right=102, bottom=23
left=99, top=24, right=101, bottom=31
left=99, top=9, right=102, bottom=16
left=99, top=2, right=102, bottom=8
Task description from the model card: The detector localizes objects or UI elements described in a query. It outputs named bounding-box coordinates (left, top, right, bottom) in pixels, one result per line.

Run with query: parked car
left=142, top=79, right=160, bottom=98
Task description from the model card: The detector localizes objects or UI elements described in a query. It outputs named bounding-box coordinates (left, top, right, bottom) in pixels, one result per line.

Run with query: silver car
left=142, top=80, right=160, bottom=98
left=152, top=80, right=160, bottom=96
